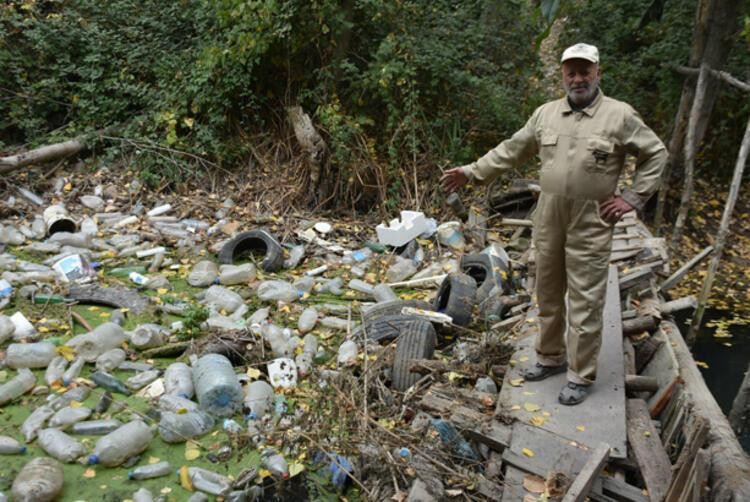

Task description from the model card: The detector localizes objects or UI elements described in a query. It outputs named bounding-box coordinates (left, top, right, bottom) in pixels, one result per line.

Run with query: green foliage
left=178, top=304, right=210, bottom=340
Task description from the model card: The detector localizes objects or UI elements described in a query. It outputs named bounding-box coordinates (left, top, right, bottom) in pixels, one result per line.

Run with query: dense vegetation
left=0, top=0, right=748, bottom=210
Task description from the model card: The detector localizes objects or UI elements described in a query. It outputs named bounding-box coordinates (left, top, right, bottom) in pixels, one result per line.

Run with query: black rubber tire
left=433, top=273, right=477, bottom=327
left=460, top=253, right=512, bottom=304
left=362, top=299, right=433, bottom=323
left=391, top=321, right=436, bottom=391
left=218, top=229, right=284, bottom=272
left=353, top=314, right=423, bottom=343
left=478, top=292, right=511, bottom=322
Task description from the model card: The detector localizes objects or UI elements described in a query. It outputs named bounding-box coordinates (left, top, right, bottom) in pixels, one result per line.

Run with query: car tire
left=391, top=321, right=436, bottom=391
left=218, top=229, right=284, bottom=272
left=432, top=273, right=477, bottom=327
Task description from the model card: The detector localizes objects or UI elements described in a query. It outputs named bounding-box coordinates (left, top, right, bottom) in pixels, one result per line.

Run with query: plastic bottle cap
left=128, top=471, right=135, bottom=480
left=19, top=446, right=27, bottom=454
left=88, top=454, right=100, bottom=464
left=216, top=393, right=231, bottom=406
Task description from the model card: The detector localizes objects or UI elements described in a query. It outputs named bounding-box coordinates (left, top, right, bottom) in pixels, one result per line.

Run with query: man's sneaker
left=558, top=382, right=591, bottom=405
left=522, top=362, right=567, bottom=382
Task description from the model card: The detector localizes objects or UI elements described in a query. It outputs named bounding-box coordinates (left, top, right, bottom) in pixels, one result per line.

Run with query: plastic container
left=337, top=340, right=358, bottom=366
left=385, top=256, right=417, bottom=283
left=188, top=260, right=219, bottom=287
left=372, top=284, right=399, bottom=303
left=48, top=386, right=90, bottom=411
left=0, top=368, right=36, bottom=405
left=257, top=280, right=301, bottom=303
left=262, top=323, right=293, bottom=358
left=475, top=376, right=498, bottom=394
left=298, top=307, right=318, bottom=333
left=9, top=312, right=36, bottom=340
left=131, top=324, right=169, bottom=349
left=261, top=449, right=289, bottom=479
left=437, top=221, right=466, bottom=250
left=0, top=225, right=25, bottom=245
left=187, top=493, right=210, bottom=502
left=129, top=460, right=172, bottom=480
left=342, top=247, right=373, bottom=264
left=446, top=193, right=468, bottom=221
left=283, top=244, right=305, bottom=269
left=94, top=392, right=113, bottom=415
left=4, top=343, right=56, bottom=369
left=96, top=348, right=127, bottom=372
left=62, top=357, right=85, bottom=386
left=65, top=322, right=127, bottom=362
left=0, top=436, right=26, bottom=454
left=203, top=285, right=243, bottom=313
left=159, top=410, right=215, bottom=443
left=132, top=487, right=154, bottom=502
left=184, top=467, right=232, bottom=496
left=90, top=371, right=132, bottom=396
left=70, top=419, right=122, bottom=435
left=89, top=420, right=154, bottom=467
left=21, top=405, right=55, bottom=442
left=320, top=277, right=344, bottom=295
left=219, top=263, right=256, bottom=285
left=45, top=356, right=68, bottom=386
left=321, top=317, right=351, bottom=331
left=295, top=352, right=313, bottom=377
left=38, top=428, right=87, bottom=463
left=164, top=362, right=194, bottom=399
left=49, top=406, right=92, bottom=428
left=147, top=203, right=172, bottom=217
left=158, top=394, right=200, bottom=414
left=293, top=276, right=315, bottom=293
left=243, top=380, right=274, bottom=419
left=192, top=354, right=243, bottom=417
left=0, top=314, right=14, bottom=344
left=303, top=333, right=319, bottom=355
left=126, top=369, right=160, bottom=390
left=11, top=457, right=64, bottom=502
left=348, top=279, right=374, bottom=295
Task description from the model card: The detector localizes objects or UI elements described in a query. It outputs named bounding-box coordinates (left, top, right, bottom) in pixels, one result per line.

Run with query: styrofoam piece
left=267, top=358, right=298, bottom=389
left=375, top=211, right=428, bottom=247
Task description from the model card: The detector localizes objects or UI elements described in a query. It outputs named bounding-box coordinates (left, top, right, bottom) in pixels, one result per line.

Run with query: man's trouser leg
left=533, top=193, right=568, bottom=367
left=564, top=199, right=614, bottom=384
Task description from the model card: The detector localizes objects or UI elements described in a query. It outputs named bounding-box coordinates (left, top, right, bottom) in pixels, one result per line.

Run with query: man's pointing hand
left=441, top=167, right=469, bottom=193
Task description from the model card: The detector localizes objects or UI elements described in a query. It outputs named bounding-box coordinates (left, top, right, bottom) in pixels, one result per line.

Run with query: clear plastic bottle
left=319, top=277, right=344, bottom=295
left=129, top=460, right=172, bottom=480
left=0, top=314, right=14, bottom=344
left=132, top=487, right=154, bottom=502
left=243, top=380, right=274, bottom=419
left=164, top=362, right=194, bottom=399
left=0, top=435, right=26, bottom=454
left=21, top=405, right=54, bottom=442
left=218, top=264, right=256, bottom=285
left=4, top=343, right=56, bottom=369
left=126, top=369, right=160, bottom=390
left=62, top=357, right=85, bottom=386
left=293, top=275, right=315, bottom=294
left=257, top=280, right=301, bottom=303
left=11, top=457, right=64, bottom=502
left=0, top=368, right=36, bottom=405
left=188, top=260, right=219, bottom=287
left=385, top=256, right=417, bottom=283
left=38, top=428, right=87, bottom=463
left=187, top=492, right=210, bottom=502
left=262, top=322, right=293, bottom=358
left=337, top=340, right=358, bottom=366
left=342, top=247, right=373, bottom=264
left=192, top=354, right=243, bottom=417
left=128, top=271, right=149, bottom=286
left=261, top=449, right=289, bottom=479
left=295, top=352, right=313, bottom=377
left=321, top=317, right=352, bottom=331
left=303, top=333, right=319, bottom=355
left=203, top=285, right=243, bottom=313
left=158, top=410, right=215, bottom=443
left=283, top=244, right=305, bottom=269
left=65, top=322, right=127, bottom=362
left=45, top=356, right=68, bottom=386
left=298, top=307, right=318, bottom=333
left=89, top=420, right=154, bottom=467
left=372, top=283, right=399, bottom=303
left=95, top=348, right=127, bottom=372
left=90, top=371, right=132, bottom=396
left=437, top=221, right=466, bottom=250
left=184, top=467, right=232, bottom=496
left=48, top=406, right=92, bottom=428
left=48, top=385, right=90, bottom=411
left=348, top=279, right=374, bottom=295
left=158, top=394, right=200, bottom=414
left=70, top=419, right=122, bottom=435
left=130, top=324, right=169, bottom=349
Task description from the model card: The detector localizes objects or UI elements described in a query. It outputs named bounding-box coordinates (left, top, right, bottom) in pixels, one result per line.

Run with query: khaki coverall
left=464, top=90, right=667, bottom=384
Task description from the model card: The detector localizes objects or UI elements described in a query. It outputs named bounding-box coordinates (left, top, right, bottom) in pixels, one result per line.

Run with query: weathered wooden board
left=497, top=266, right=627, bottom=459
left=562, top=442, right=610, bottom=502
left=626, top=399, right=672, bottom=501
left=640, top=330, right=680, bottom=413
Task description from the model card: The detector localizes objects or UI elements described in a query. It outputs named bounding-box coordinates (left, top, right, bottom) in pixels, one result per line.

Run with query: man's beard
left=564, top=82, right=598, bottom=106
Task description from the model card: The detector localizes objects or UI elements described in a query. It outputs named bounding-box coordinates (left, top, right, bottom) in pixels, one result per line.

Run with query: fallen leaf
left=696, top=361, right=709, bottom=369
left=519, top=356, right=530, bottom=362
left=644, top=431, right=651, bottom=437
left=83, top=468, right=96, bottom=478
left=524, top=402, right=541, bottom=412
left=160, top=487, right=172, bottom=494
left=288, top=462, right=305, bottom=478
left=510, top=378, right=524, bottom=387
left=523, top=473, right=546, bottom=493
left=576, top=425, right=586, bottom=432
left=246, top=367, right=261, bottom=379
left=522, top=448, right=535, bottom=458
left=70, top=400, right=82, bottom=408
left=447, top=371, right=464, bottom=382
left=148, top=456, right=161, bottom=464
left=511, top=405, right=521, bottom=411
left=185, top=442, right=201, bottom=461
left=179, top=466, right=193, bottom=491
left=530, top=416, right=545, bottom=426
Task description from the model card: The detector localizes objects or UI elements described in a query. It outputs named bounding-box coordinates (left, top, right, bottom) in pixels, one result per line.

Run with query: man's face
left=562, top=59, right=601, bottom=106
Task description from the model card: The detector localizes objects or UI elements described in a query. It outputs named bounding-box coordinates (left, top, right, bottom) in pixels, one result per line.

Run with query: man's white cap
left=561, top=43, right=599, bottom=64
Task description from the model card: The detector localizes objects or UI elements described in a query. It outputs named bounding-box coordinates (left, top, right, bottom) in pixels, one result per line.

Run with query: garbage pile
left=0, top=177, right=527, bottom=501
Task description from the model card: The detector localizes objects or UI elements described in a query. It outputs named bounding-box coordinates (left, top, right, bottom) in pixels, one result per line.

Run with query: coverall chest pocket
left=539, top=133, right=558, bottom=170
left=585, top=137, right=618, bottom=173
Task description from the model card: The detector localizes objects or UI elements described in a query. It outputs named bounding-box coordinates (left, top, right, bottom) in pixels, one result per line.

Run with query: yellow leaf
left=644, top=431, right=651, bottom=437
left=246, top=367, right=261, bottom=379
left=510, top=405, right=521, bottom=411
left=530, top=416, right=545, bottom=426
left=519, top=356, right=529, bottom=362
left=88, top=306, right=99, bottom=312
left=259, top=468, right=272, bottom=479
left=83, top=468, right=96, bottom=478
left=148, top=456, right=161, bottom=464
left=510, top=378, right=524, bottom=387
left=696, top=361, right=709, bottom=369
left=185, top=442, right=201, bottom=461
left=179, top=466, right=194, bottom=491
left=157, top=288, right=168, bottom=295
left=56, top=346, right=76, bottom=361
left=522, top=448, right=535, bottom=458
left=63, top=182, right=72, bottom=192
left=177, top=408, right=188, bottom=415
left=99, top=312, right=110, bottom=318
left=70, top=400, right=82, bottom=408
left=183, top=117, right=195, bottom=128
left=288, top=461, right=305, bottom=478
left=576, top=425, right=586, bottom=432
left=447, top=372, right=463, bottom=382
left=160, top=487, right=172, bottom=494
left=523, top=402, right=541, bottom=412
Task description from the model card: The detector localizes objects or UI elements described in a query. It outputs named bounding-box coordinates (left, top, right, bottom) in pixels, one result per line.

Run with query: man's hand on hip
left=441, top=167, right=469, bottom=193
left=599, top=196, right=634, bottom=223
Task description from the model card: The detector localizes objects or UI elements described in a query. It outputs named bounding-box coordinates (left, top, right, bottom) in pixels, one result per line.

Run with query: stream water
left=676, top=309, right=750, bottom=453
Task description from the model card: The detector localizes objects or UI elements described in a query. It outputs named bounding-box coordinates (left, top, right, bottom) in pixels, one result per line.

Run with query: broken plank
left=665, top=416, right=709, bottom=502
left=626, top=399, right=672, bottom=502
left=619, top=268, right=654, bottom=291
left=659, top=245, right=713, bottom=293
left=562, top=442, right=610, bottom=502
left=660, top=296, right=697, bottom=315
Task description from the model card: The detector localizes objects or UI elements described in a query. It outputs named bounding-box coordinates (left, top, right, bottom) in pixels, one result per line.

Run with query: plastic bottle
left=321, top=317, right=352, bottom=331
left=109, top=266, right=147, bottom=278
left=219, top=263, right=256, bottom=285
left=62, top=357, right=85, bottom=386
left=48, top=386, right=90, bottom=411
left=131, top=324, right=169, bottom=349
left=158, top=394, right=200, bottom=414
left=293, top=275, right=315, bottom=294
left=0, top=314, right=14, bottom=344
left=243, top=380, right=274, bottom=419
left=348, top=279, right=374, bottom=295
left=295, top=352, right=313, bottom=377
left=0, top=225, right=25, bottom=245
left=187, top=493, right=210, bottom=502
left=38, top=428, right=87, bottom=463
left=342, top=247, right=373, bottom=264
left=94, top=392, right=113, bottom=415
left=21, top=405, right=55, bottom=442
left=261, top=449, right=290, bottom=479
left=132, top=487, right=154, bottom=502
left=126, top=369, right=160, bottom=390
left=164, top=362, right=194, bottom=399
left=188, top=260, right=219, bottom=287
left=475, top=376, right=498, bottom=394
left=128, top=271, right=149, bottom=286
left=337, top=340, right=358, bottom=366
left=0, top=368, right=36, bottom=405
left=95, top=348, right=127, bottom=372
left=283, top=244, right=305, bottom=269
left=257, top=280, right=301, bottom=303
left=49, top=406, right=92, bottom=428
left=303, top=334, right=319, bottom=355
left=65, top=322, right=127, bottom=362
left=70, top=419, right=122, bottom=435
left=204, top=285, right=243, bottom=313
left=192, top=354, right=243, bottom=417
left=385, top=255, right=417, bottom=283
left=0, top=436, right=26, bottom=454
left=437, top=221, right=466, bottom=250
left=11, top=457, right=64, bottom=502
left=320, top=277, right=344, bottom=295
left=129, top=460, right=172, bottom=480
left=159, top=410, right=215, bottom=443
left=372, top=283, right=399, bottom=303
left=90, top=371, right=132, bottom=396
left=262, top=323, right=293, bottom=358
left=298, top=307, right=318, bottom=334
left=45, top=356, right=68, bottom=386
left=446, top=193, right=468, bottom=221
left=89, top=420, right=154, bottom=467
left=184, top=467, right=232, bottom=496
left=4, top=342, right=56, bottom=369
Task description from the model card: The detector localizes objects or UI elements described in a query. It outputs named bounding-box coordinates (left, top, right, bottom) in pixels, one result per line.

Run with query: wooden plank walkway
left=496, top=265, right=627, bottom=459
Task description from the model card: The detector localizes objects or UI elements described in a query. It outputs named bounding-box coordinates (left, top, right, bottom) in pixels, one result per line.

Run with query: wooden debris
left=634, top=336, right=663, bottom=373
left=622, top=315, right=657, bottom=335
left=665, top=416, right=709, bottom=502
left=619, top=268, right=654, bottom=292
left=626, top=399, right=672, bottom=501
left=625, top=375, right=659, bottom=393
left=658, top=245, right=713, bottom=293
left=562, top=442, right=610, bottom=502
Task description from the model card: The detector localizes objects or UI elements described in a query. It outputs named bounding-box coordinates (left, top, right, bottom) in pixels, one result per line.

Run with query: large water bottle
left=0, top=436, right=26, bottom=455
left=4, top=343, right=56, bottom=368
left=89, top=421, right=153, bottom=467
left=219, top=264, right=256, bottom=285
left=0, top=368, right=36, bottom=406
left=192, top=354, right=243, bottom=417
left=298, top=307, right=318, bottom=333
left=158, top=394, right=200, bottom=413
left=203, top=285, right=243, bottom=313
left=126, top=369, right=160, bottom=391
left=158, top=410, right=215, bottom=443
left=21, top=405, right=55, bottom=442
left=262, top=323, right=293, bottom=358
left=38, top=428, right=87, bottom=463
left=284, top=244, right=306, bottom=269
left=129, top=460, right=172, bottom=480
left=293, top=276, right=315, bottom=294
left=48, top=406, right=92, bottom=428
left=243, top=380, right=274, bottom=419
left=188, top=260, right=219, bottom=287
left=319, top=277, right=343, bottom=295
left=257, top=280, right=301, bottom=302
left=65, top=322, right=127, bottom=361
left=348, top=279, right=374, bottom=295
left=11, top=457, right=64, bottom=502
left=164, top=362, right=194, bottom=399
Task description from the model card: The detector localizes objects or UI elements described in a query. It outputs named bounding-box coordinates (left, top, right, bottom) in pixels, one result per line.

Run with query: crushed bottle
left=244, top=380, right=274, bottom=419
left=0, top=368, right=36, bottom=406
left=21, top=405, right=55, bottom=442
left=0, top=435, right=26, bottom=454
left=129, top=460, right=172, bottom=480
left=261, top=448, right=289, bottom=479
left=159, top=410, right=215, bottom=443
left=11, top=457, right=64, bottom=502
left=4, top=342, right=56, bottom=369
left=188, top=260, right=219, bottom=287
left=164, top=362, right=194, bottom=399
left=48, top=405, right=92, bottom=428
left=257, top=280, right=301, bottom=303
left=70, top=419, right=122, bottom=435
left=219, top=263, right=256, bottom=285
left=89, top=420, right=154, bottom=467
left=38, top=428, right=87, bottom=463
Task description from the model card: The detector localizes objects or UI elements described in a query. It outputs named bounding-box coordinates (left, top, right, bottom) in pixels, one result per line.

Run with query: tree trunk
left=729, top=358, right=750, bottom=438
left=286, top=106, right=329, bottom=205
left=670, top=63, right=709, bottom=251
left=687, top=116, right=750, bottom=343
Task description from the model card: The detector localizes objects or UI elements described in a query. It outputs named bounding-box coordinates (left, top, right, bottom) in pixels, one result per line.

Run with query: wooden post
left=671, top=63, right=710, bottom=252
left=728, top=358, right=750, bottom=437
left=687, top=115, right=750, bottom=343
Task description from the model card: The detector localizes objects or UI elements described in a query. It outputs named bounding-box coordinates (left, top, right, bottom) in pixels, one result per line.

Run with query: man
left=441, top=43, right=667, bottom=405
